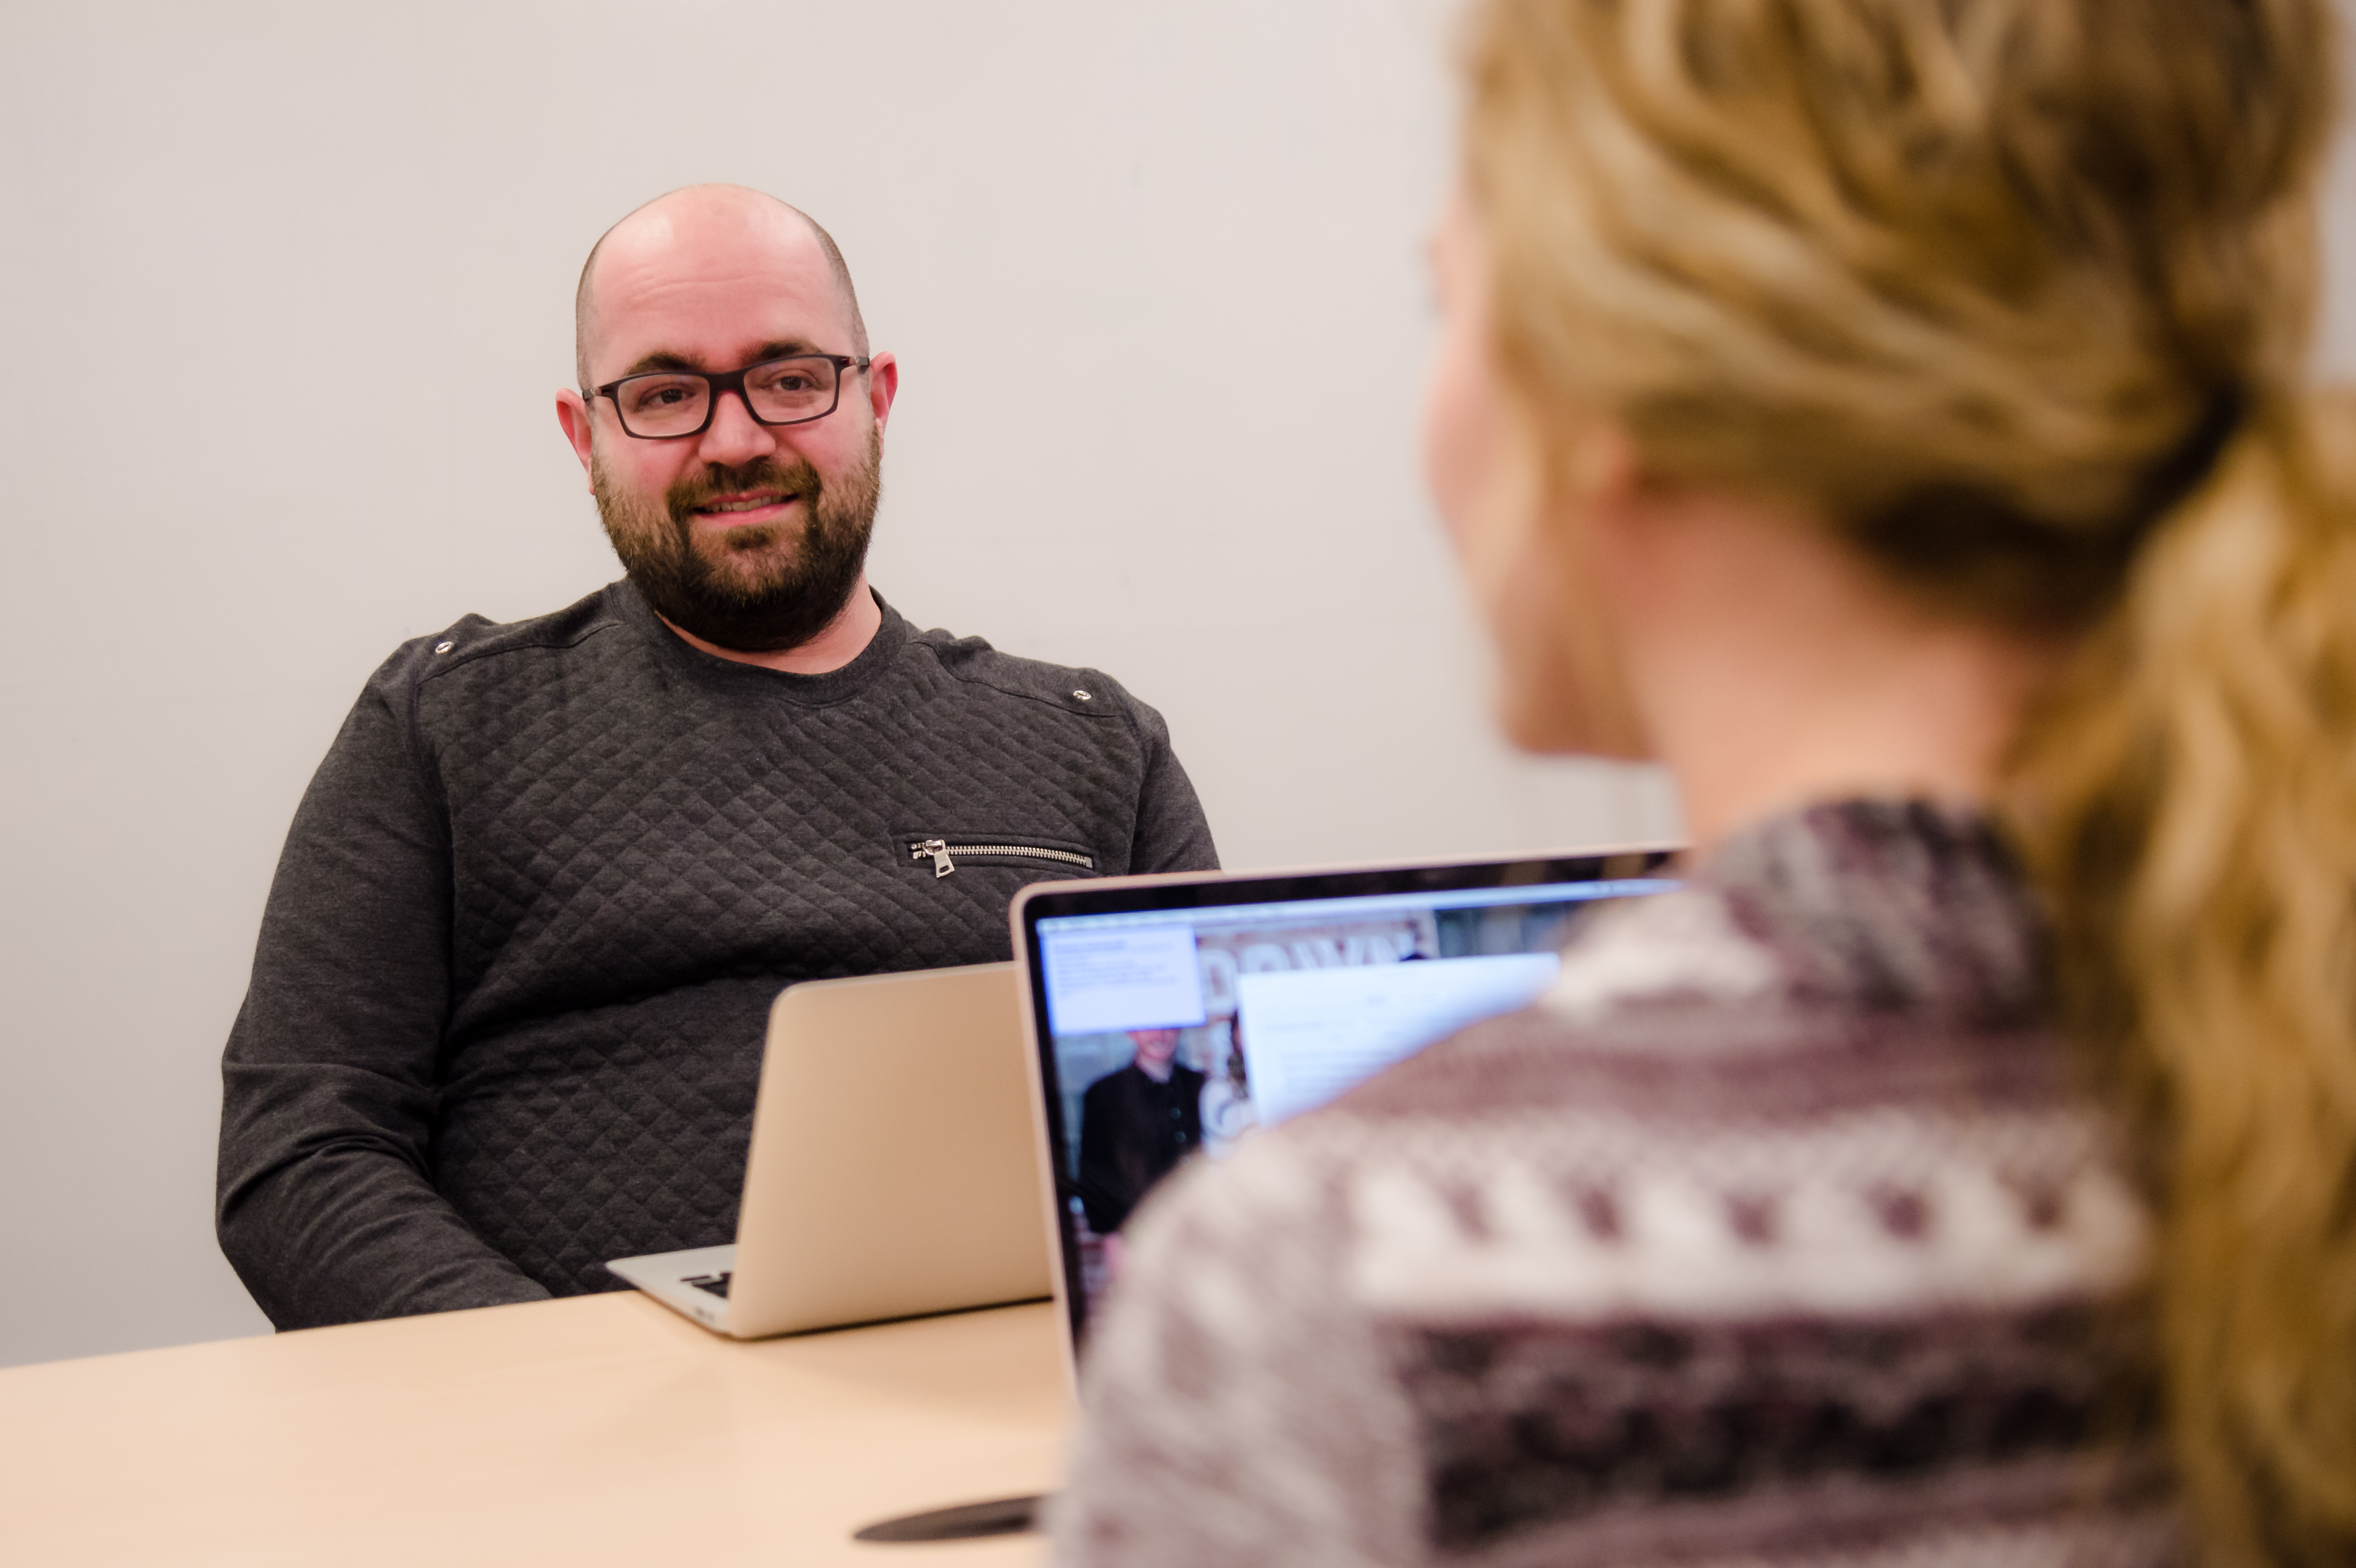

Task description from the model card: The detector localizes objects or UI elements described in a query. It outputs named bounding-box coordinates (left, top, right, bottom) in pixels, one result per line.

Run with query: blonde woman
left=1053, top=2, right=2356, bottom=1564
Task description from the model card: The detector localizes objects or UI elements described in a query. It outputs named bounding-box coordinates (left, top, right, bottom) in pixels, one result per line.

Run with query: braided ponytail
left=2012, top=393, right=2356, bottom=1563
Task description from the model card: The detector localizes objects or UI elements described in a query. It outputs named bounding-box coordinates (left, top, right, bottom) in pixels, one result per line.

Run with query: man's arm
left=1105, top=682, right=1219, bottom=875
left=217, top=650, right=549, bottom=1329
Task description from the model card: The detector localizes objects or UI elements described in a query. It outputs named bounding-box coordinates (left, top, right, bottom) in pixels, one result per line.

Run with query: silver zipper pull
left=912, top=837, right=955, bottom=878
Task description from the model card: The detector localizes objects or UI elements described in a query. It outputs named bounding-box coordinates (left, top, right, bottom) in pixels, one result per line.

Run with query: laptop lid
left=721, top=962, right=1055, bottom=1339
left=1009, top=847, right=1678, bottom=1358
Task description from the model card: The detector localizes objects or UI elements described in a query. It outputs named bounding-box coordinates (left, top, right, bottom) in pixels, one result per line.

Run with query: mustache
left=666, top=456, right=823, bottom=521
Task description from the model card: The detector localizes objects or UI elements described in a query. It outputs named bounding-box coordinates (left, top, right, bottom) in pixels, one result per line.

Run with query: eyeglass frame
left=589, top=353, right=874, bottom=440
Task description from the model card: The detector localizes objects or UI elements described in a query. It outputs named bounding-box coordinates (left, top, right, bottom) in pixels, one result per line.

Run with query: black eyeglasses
left=592, top=353, right=871, bottom=439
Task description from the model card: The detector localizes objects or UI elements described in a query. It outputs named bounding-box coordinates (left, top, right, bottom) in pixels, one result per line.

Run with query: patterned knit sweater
left=1053, top=801, right=2174, bottom=1568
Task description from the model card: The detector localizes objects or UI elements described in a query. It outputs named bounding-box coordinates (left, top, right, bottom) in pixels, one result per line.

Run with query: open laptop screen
left=1011, top=849, right=1677, bottom=1346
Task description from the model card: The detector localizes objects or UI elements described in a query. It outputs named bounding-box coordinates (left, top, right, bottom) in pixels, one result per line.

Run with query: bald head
left=574, top=184, right=868, bottom=390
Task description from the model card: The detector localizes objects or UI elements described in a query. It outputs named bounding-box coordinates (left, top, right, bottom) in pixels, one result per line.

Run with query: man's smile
left=690, top=489, right=800, bottom=525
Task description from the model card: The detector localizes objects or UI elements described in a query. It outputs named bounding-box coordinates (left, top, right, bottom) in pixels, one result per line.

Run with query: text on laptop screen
left=1031, top=875, right=1674, bottom=1318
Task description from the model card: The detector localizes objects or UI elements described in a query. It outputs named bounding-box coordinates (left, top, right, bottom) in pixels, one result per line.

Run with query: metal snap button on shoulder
left=434, top=640, right=454, bottom=654
left=1072, top=689, right=1092, bottom=701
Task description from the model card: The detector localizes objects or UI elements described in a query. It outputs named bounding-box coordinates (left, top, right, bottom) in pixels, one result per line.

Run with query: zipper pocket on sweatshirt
left=905, top=836, right=1098, bottom=880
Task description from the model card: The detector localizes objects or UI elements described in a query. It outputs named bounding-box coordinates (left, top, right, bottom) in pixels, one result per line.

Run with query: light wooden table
left=0, top=1294, right=1070, bottom=1566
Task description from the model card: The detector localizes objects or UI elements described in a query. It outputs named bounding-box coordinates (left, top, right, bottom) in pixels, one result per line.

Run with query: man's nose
left=695, top=386, right=780, bottom=466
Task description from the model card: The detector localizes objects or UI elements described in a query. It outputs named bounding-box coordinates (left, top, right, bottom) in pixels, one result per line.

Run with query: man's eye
left=626, top=374, right=697, bottom=405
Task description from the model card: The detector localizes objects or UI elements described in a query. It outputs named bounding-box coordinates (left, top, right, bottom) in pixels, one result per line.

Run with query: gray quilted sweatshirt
left=217, top=582, right=1217, bottom=1330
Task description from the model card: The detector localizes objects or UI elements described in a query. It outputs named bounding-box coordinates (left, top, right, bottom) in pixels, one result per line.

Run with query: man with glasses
left=217, top=185, right=1217, bottom=1329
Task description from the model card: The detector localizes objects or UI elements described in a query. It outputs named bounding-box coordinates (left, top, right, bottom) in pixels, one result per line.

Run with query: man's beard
left=594, top=429, right=882, bottom=654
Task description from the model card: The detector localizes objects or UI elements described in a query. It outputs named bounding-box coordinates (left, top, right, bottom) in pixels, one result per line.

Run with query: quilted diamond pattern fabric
left=218, top=582, right=1216, bottom=1329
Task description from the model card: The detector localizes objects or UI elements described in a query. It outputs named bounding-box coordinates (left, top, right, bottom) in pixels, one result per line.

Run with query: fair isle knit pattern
left=1053, top=801, right=2175, bottom=1568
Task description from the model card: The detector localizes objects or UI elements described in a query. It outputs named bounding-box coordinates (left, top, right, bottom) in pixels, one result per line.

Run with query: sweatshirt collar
left=609, top=577, right=912, bottom=707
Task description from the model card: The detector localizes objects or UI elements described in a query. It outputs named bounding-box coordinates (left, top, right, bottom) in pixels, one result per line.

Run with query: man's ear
left=555, top=389, right=596, bottom=489
left=865, top=352, right=900, bottom=436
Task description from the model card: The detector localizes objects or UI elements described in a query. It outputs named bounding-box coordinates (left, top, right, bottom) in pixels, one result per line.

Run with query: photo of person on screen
left=1075, top=1028, right=1204, bottom=1238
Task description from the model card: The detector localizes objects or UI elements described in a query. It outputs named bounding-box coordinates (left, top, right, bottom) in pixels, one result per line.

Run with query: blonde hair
left=1462, top=1, right=2356, bottom=1560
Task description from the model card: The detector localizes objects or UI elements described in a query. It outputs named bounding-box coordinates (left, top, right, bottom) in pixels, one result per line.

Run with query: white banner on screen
left=1041, top=925, right=1209, bottom=1035
left=1237, top=953, right=1562, bottom=1127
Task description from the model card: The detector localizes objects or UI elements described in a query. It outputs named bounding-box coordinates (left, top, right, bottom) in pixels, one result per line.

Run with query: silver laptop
left=1008, top=846, right=1679, bottom=1367
left=607, top=962, right=1054, bottom=1338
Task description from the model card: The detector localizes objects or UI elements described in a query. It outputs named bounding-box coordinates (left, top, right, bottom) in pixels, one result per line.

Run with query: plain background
left=3, top=1, right=2354, bottom=1369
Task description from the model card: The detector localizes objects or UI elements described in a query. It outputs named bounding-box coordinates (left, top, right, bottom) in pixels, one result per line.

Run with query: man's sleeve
left=217, top=650, right=550, bottom=1329
left=1109, top=684, right=1219, bottom=875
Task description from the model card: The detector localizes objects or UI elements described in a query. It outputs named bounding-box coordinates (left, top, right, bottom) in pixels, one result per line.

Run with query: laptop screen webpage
left=1015, top=852, right=1676, bottom=1342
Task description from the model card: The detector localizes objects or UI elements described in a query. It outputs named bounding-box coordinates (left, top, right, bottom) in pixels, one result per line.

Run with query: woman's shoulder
left=1332, top=799, right=2056, bottom=1126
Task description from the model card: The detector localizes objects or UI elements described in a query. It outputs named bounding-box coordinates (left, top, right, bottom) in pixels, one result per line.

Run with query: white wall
left=0, top=0, right=1681, bottom=1368
left=9, top=1, right=2354, bottom=1372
